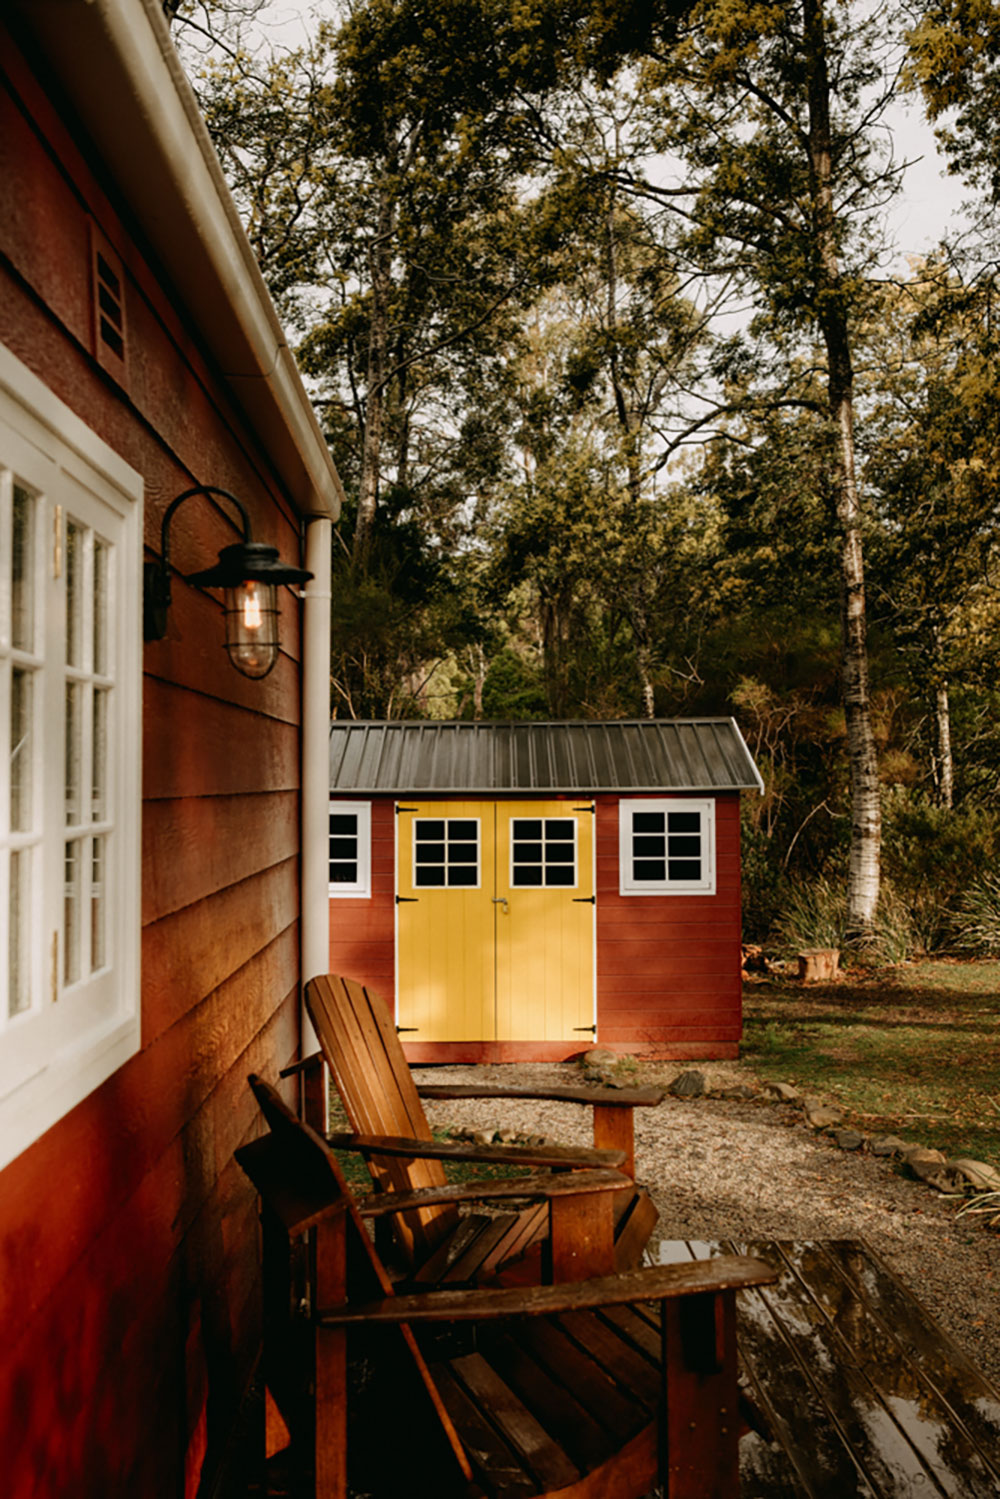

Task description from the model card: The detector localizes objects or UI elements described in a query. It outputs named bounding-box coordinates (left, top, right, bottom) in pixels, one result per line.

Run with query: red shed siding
left=328, top=797, right=397, bottom=995
left=0, top=30, right=303, bottom=1499
left=595, top=793, right=743, bottom=1058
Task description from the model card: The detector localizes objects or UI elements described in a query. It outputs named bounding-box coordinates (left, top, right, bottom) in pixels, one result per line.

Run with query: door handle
left=492, top=897, right=509, bottom=914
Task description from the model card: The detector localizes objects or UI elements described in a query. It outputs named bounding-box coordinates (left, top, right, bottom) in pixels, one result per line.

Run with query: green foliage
left=953, top=875, right=1000, bottom=957
left=881, top=787, right=1000, bottom=951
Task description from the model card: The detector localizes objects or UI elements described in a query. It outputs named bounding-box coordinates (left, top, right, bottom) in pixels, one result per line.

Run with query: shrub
left=881, top=789, right=1000, bottom=951
left=774, top=876, right=845, bottom=955
left=953, top=875, right=1000, bottom=957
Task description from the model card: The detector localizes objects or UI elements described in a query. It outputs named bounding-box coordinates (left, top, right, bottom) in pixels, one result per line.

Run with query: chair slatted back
left=305, top=974, right=459, bottom=1265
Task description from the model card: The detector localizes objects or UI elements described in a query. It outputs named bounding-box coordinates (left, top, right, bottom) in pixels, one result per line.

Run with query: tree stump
left=797, top=948, right=839, bottom=983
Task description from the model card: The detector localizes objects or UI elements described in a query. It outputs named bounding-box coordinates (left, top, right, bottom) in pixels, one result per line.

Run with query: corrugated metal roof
left=329, top=720, right=764, bottom=794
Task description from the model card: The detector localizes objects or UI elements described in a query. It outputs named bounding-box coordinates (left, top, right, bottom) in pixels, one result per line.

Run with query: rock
left=804, top=1104, right=843, bottom=1129
left=766, top=1082, right=800, bottom=1103
left=904, top=1147, right=964, bottom=1191
left=833, top=1128, right=864, bottom=1151
left=718, top=1085, right=758, bottom=1101
left=496, top=1129, right=518, bottom=1144
left=947, top=1158, right=1000, bottom=1192
left=581, top=1047, right=617, bottom=1068
left=669, top=1070, right=707, bottom=1099
left=741, top=944, right=769, bottom=973
left=472, top=1130, right=496, bottom=1146
left=870, top=1135, right=908, bottom=1158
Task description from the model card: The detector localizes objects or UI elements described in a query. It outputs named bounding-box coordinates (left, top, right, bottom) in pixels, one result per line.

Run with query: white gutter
left=14, top=0, right=344, bottom=521
left=300, top=516, right=332, bottom=1122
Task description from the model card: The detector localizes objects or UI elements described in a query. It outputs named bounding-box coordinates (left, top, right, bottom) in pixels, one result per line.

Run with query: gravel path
left=414, top=1058, right=1000, bottom=1387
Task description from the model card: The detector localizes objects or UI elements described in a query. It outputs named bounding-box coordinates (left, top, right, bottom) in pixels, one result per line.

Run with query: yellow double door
left=396, top=800, right=596, bottom=1042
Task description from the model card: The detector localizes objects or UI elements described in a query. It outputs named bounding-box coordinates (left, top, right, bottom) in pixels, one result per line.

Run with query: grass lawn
left=741, top=957, right=1000, bottom=1164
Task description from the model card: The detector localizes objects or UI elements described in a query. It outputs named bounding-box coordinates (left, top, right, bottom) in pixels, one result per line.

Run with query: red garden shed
left=1, top=3, right=342, bottom=1494
left=328, top=719, right=763, bottom=1063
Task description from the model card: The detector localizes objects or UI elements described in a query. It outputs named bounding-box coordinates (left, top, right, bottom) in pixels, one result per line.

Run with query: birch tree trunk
left=935, top=683, right=954, bottom=808
left=805, top=0, right=881, bottom=939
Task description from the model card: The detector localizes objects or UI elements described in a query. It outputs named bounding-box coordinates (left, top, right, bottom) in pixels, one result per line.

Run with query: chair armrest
left=319, top=1255, right=777, bottom=1325
left=279, top=1050, right=323, bottom=1079
left=326, top=1131, right=626, bottom=1171
left=416, top=1083, right=664, bottom=1108
left=355, top=1167, right=629, bottom=1218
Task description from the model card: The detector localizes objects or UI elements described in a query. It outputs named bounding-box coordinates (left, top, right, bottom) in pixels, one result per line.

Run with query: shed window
left=619, top=799, right=715, bottom=895
left=328, top=800, right=371, bottom=897
left=510, top=817, right=577, bottom=888
left=0, top=346, right=141, bottom=1171
left=413, top=817, right=479, bottom=888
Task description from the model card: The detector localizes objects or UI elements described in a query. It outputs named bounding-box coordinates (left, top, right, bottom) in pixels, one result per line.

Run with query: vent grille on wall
left=89, top=222, right=128, bottom=382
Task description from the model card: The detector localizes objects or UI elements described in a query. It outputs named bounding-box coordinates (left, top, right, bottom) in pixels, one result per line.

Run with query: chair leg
left=313, top=1219, right=349, bottom=1499
left=661, top=1290, right=740, bottom=1498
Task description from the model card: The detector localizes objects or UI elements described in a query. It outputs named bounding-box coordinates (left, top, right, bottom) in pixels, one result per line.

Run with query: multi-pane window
left=328, top=800, right=371, bottom=897
left=510, top=817, right=577, bottom=888
left=413, top=818, right=479, bottom=888
left=619, top=799, right=715, bottom=895
left=0, top=349, right=141, bottom=1170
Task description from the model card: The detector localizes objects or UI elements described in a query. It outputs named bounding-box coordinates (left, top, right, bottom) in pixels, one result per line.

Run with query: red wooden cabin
left=328, top=720, right=763, bottom=1063
left=0, top=4, right=342, bottom=1495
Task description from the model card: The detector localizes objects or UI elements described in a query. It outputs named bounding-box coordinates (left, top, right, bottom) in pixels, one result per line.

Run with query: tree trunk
left=805, top=0, right=881, bottom=941
left=935, top=682, right=954, bottom=808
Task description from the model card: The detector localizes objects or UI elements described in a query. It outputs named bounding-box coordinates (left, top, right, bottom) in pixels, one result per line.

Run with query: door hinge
left=573, top=803, right=595, bottom=812
left=395, top=895, right=419, bottom=903
left=396, top=805, right=419, bottom=814
left=572, top=895, right=596, bottom=904
left=396, top=1026, right=419, bottom=1034
left=573, top=1024, right=598, bottom=1033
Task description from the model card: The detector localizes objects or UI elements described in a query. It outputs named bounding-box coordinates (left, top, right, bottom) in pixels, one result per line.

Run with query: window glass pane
left=12, top=483, right=34, bottom=652
left=64, top=839, right=81, bottom=984
left=512, top=866, right=542, bottom=887
left=65, top=681, right=82, bottom=825
left=414, top=817, right=478, bottom=887
left=329, top=862, right=358, bottom=885
left=414, top=865, right=445, bottom=887
left=92, top=686, right=108, bottom=822
left=669, top=859, right=702, bottom=881
left=544, top=820, right=574, bottom=842
left=415, top=842, right=445, bottom=864
left=66, top=519, right=83, bottom=667
left=513, top=841, right=543, bottom=864
left=329, top=814, right=357, bottom=834
left=448, top=819, right=477, bottom=840
left=418, top=819, right=445, bottom=841
left=635, top=859, right=666, bottom=881
left=632, top=812, right=665, bottom=834
left=449, top=842, right=478, bottom=864
left=329, top=838, right=357, bottom=861
left=547, top=843, right=575, bottom=863
left=633, top=834, right=664, bottom=858
left=91, top=835, right=106, bottom=971
left=513, top=818, right=542, bottom=840
left=9, top=849, right=31, bottom=1017
left=547, top=866, right=574, bottom=886
left=10, top=666, right=32, bottom=831
left=668, top=835, right=701, bottom=858
left=93, top=537, right=109, bottom=675
left=667, top=812, right=701, bottom=834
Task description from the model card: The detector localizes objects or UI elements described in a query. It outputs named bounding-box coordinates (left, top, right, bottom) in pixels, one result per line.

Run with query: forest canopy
left=173, top=0, right=1000, bottom=958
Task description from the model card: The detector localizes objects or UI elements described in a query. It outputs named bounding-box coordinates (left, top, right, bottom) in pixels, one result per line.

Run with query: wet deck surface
left=655, top=1238, right=1000, bottom=1498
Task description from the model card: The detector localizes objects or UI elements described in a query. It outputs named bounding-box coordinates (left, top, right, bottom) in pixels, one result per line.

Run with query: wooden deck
left=231, top=1237, right=1000, bottom=1497
left=658, top=1238, right=1000, bottom=1498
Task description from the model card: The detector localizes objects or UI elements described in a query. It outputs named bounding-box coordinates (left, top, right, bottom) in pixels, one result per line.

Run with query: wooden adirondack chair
left=293, top=973, right=664, bottom=1285
left=236, top=1073, right=777, bottom=1499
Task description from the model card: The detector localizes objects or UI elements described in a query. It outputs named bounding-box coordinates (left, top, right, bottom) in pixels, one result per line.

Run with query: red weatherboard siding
left=595, top=793, right=743, bottom=1057
left=328, top=798, right=397, bottom=996
left=341, top=793, right=744, bottom=1063
left=0, top=30, right=303, bottom=1499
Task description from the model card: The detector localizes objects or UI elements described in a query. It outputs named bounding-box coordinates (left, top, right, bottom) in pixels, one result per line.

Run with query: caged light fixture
left=142, top=485, right=313, bottom=679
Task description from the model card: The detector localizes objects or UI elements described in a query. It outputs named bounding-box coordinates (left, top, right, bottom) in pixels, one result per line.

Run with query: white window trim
left=618, top=797, right=716, bottom=896
left=412, top=815, right=482, bottom=890
left=328, top=799, right=372, bottom=897
left=509, top=814, right=579, bottom=890
left=0, top=344, right=142, bottom=1172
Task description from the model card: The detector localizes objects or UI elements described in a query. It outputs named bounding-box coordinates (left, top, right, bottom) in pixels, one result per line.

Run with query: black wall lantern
left=143, top=486, right=313, bottom=679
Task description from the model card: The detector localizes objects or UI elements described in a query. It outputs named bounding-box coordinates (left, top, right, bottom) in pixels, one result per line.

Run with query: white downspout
left=300, top=513, right=332, bottom=1127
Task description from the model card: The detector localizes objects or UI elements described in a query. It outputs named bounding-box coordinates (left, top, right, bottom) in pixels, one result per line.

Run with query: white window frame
left=509, top=814, right=579, bottom=890
left=0, top=345, right=142, bottom=1171
left=412, top=815, right=481, bottom=890
left=618, top=797, right=716, bottom=896
left=327, top=799, right=372, bottom=897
